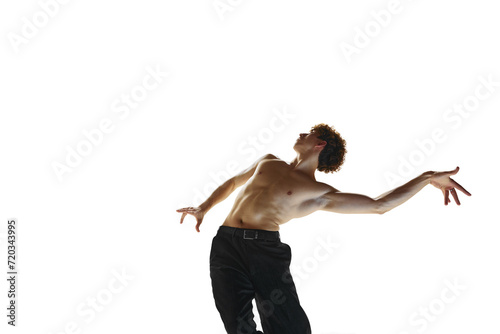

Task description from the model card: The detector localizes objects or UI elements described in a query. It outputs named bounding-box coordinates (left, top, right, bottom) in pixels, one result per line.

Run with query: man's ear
left=315, top=140, right=327, bottom=150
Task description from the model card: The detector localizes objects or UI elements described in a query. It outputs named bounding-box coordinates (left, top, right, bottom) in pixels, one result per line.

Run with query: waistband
left=217, top=225, right=280, bottom=241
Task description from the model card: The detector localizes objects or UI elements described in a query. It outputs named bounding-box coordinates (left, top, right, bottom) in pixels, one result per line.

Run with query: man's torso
left=222, top=157, right=336, bottom=231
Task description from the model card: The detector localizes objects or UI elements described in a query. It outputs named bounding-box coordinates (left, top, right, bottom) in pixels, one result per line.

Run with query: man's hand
left=176, top=206, right=206, bottom=232
left=429, top=167, right=471, bottom=205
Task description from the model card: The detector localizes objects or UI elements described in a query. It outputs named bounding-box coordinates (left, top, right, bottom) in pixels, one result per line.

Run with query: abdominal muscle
left=222, top=183, right=297, bottom=231
left=221, top=159, right=324, bottom=231
left=222, top=188, right=283, bottom=231
left=221, top=200, right=283, bottom=231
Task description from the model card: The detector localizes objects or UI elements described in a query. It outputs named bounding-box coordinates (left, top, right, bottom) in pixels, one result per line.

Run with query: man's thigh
left=210, top=235, right=262, bottom=334
left=246, top=240, right=312, bottom=334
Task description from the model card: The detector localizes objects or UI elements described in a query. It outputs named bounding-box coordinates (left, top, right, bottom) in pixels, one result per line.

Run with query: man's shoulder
left=256, top=154, right=285, bottom=166
left=261, top=153, right=279, bottom=161
left=314, top=181, right=340, bottom=194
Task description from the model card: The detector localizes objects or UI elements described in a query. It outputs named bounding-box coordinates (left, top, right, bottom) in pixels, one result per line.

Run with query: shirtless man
left=177, top=123, right=470, bottom=334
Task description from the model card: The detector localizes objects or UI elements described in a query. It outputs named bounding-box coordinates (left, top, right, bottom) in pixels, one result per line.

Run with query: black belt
left=218, top=226, right=280, bottom=241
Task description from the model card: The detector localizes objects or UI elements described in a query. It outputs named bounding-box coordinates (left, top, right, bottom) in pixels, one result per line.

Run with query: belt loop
left=231, top=227, right=236, bottom=237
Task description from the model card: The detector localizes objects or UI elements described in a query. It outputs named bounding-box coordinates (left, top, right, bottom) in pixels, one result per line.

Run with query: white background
left=1, top=0, right=499, bottom=333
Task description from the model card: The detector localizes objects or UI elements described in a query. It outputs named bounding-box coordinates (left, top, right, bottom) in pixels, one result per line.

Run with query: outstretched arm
left=176, top=154, right=277, bottom=231
left=318, top=167, right=471, bottom=214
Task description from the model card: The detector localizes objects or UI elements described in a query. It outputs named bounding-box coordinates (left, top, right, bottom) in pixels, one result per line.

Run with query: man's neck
left=289, top=153, right=318, bottom=180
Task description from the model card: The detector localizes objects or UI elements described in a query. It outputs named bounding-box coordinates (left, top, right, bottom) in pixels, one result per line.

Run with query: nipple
left=287, top=191, right=292, bottom=195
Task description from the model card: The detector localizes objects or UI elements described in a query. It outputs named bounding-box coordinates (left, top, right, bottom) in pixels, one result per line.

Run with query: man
left=177, top=123, right=471, bottom=334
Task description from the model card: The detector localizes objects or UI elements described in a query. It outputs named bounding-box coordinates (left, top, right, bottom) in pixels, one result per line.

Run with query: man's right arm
left=177, top=154, right=276, bottom=231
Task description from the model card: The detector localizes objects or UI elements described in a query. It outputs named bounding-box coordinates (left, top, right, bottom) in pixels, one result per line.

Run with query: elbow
left=375, top=200, right=389, bottom=215
left=378, top=208, right=387, bottom=215
left=226, top=178, right=237, bottom=191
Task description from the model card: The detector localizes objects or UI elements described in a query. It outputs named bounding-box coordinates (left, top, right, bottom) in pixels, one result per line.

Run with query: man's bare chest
left=246, top=160, right=327, bottom=202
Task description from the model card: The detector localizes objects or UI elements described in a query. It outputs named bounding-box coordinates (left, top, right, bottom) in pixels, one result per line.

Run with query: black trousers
left=209, top=226, right=311, bottom=334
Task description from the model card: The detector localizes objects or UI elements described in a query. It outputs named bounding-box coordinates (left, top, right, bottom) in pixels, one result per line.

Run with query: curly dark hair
left=311, top=123, right=347, bottom=173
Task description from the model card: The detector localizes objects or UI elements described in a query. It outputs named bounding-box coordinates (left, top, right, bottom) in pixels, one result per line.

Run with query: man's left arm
left=318, top=167, right=471, bottom=214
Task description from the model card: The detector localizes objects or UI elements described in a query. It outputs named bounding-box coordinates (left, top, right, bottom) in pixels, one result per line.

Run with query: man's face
left=293, top=131, right=325, bottom=153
